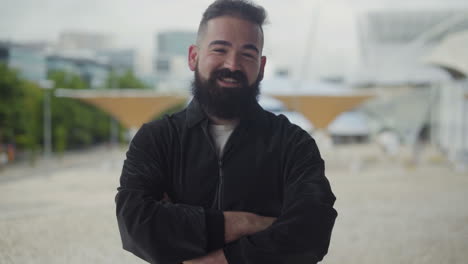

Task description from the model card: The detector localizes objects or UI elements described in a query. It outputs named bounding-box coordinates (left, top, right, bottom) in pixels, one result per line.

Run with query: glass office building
left=0, top=43, right=47, bottom=82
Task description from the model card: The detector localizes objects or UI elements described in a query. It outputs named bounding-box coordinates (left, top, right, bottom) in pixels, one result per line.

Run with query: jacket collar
left=186, top=98, right=207, bottom=128
left=186, top=97, right=266, bottom=128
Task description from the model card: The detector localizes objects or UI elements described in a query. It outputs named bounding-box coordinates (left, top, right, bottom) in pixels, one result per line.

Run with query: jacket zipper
left=217, top=160, right=224, bottom=210
left=202, top=123, right=224, bottom=210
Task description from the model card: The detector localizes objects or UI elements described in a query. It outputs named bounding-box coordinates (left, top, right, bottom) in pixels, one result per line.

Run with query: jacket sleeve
left=223, top=126, right=338, bottom=264
left=115, top=122, right=225, bottom=264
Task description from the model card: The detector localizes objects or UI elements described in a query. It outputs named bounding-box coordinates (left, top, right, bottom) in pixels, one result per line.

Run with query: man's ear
left=188, top=45, right=198, bottom=71
left=258, top=56, right=267, bottom=81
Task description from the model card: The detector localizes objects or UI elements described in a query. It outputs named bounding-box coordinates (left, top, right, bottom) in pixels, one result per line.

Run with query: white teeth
left=221, top=77, right=238, bottom=83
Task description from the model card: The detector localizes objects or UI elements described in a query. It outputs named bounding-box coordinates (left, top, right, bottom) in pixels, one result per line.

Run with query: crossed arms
left=115, top=123, right=337, bottom=264
left=184, top=211, right=276, bottom=264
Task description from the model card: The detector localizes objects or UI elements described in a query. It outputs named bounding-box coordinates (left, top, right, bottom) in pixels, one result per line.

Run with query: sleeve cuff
left=205, top=209, right=225, bottom=251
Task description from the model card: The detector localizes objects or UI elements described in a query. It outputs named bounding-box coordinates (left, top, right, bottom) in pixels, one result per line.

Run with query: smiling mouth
left=218, top=77, right=241, bottom=86
left=220, top=77, right=239, bottom=83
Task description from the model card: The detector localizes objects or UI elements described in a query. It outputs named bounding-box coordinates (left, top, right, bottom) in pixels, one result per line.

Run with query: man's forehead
left=199, top=16, right=264, bottom=48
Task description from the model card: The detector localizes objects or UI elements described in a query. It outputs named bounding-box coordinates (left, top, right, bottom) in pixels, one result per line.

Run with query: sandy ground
left=0, top=144, right=467, bottom=264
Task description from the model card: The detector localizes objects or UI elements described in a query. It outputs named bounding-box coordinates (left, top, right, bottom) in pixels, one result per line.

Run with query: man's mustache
left=212, top=68, right=248, bottom=84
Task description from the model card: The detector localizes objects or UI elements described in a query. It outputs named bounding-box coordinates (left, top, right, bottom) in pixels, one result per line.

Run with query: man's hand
left=184, top=249, right=227, bottom=264
left=224, top=211, right=276, bottom=243
left=184, top=212, right=275, bottom=263
left=162, top=192, right=172, bottom=202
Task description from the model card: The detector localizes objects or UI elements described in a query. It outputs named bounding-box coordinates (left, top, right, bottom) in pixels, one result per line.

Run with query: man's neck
left=207, top=113, right=240, bottom=126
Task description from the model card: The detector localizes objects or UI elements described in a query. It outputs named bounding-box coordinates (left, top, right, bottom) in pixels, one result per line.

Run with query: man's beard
left=192, top=67, right=261, bottom=120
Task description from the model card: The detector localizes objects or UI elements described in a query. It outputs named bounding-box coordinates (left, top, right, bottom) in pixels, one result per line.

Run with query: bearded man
left=116, top=1, right=337, bottom=263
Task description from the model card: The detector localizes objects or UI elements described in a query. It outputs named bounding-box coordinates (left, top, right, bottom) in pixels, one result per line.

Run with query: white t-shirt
left=209, top=123, right=237, bottom=158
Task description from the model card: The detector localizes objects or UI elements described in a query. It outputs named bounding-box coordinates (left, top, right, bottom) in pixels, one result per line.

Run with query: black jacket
left=116, top=99, right=337, bottom=264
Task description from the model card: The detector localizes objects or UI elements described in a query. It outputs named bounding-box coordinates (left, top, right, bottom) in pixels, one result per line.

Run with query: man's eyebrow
left=209, top=40, right=232, bottom=47
left=209, top=40, right=259, bottom=54
left=243, top=44, right=259, bottom=54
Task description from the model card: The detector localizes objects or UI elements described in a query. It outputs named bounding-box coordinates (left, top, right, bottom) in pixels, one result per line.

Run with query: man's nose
left=223, top=53, right=241, bottom=71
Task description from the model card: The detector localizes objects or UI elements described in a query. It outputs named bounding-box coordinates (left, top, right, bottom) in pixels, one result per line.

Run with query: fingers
left=162, top=192, right=172, bottom=202
left=254, top=215, right=276, bottom=232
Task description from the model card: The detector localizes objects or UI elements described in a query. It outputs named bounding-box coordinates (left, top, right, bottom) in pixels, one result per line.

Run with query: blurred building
left=47, top=53, right=110, bottom=88
left=58, top=31, right=113, bottom=51
left=156, top=31, right=196, bottom=58
left=423, top=29, right=468, bottom=169
left=353, top=7, right=468, bottom=86
left=154, top=31, right=197, bottom=92
left=137, top=73, right=158, bottom=89
left=96, top=49, right=136, bottom=73
left=339, top=5, right=468, bottom=161
left=54, top=31, right=143, bottom=88
left=0, top=41, right=47, bottom=82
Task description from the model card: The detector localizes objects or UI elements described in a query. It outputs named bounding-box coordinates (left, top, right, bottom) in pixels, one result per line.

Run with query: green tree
left=0, top=65, right=120, bottom=160
left=47, top=70, right=111, bottom=152
left=0, top=64, right=43, bottom=152
left=107, top=70, right=148, bottom=89
left=48, top=70, right=87, bottom=89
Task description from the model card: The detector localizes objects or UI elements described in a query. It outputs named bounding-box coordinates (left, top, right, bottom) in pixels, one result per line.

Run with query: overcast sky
left=1, top=0, right=467, bottom=77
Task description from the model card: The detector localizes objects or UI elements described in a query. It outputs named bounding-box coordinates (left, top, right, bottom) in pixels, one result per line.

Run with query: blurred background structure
left=1, top=0, right=468, bottom=263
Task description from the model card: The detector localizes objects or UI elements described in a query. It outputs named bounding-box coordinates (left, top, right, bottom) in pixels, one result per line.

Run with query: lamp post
left=39, top=79, right=54, bottom=157
left=109, top=70, right=119, bottom=147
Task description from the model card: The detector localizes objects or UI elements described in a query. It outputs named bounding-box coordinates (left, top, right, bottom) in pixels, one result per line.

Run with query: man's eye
left=243, top=52, right=256, bottom=59
left=213, top=49, right=226, bottom=53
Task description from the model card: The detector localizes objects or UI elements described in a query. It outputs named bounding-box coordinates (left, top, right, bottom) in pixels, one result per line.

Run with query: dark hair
left=197, top=0, right=267, bottom=43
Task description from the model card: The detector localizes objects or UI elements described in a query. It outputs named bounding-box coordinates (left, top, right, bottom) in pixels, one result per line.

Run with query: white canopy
left=424, top=30, right=468, bottom=78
